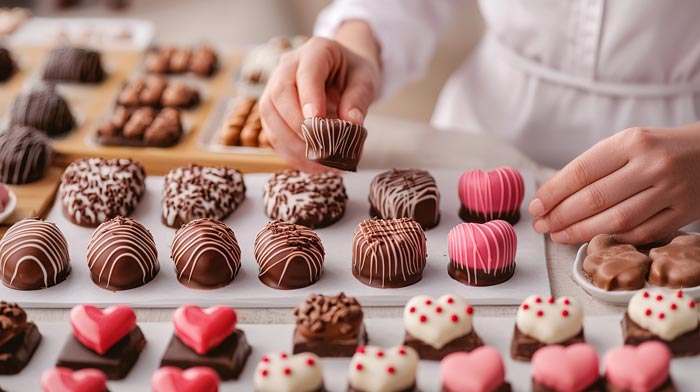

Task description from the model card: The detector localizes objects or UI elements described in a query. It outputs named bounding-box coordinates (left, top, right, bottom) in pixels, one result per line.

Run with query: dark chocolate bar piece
left=404, top=330, right=483, bottom=361
left=533, top=377, right=602, bottom=392
left=444, top=383, right=512, bottom=392
left=0, top=322, right=41, bottom=375
left=605, top=377, right=675, bottom=392
left=621, top=313, right=700, bottom=357
left=349, top=384, right=415, bottom=392
left=510, top=325, right=585, bottom=362
left=293, top=323, right=368, bottom=358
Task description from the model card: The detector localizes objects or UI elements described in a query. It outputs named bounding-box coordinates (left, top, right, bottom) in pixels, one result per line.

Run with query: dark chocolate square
left=510, top=325, right=585, bottom=361
left=160, top=328, right=251, bottom=380
left=403, top=330, right=483, bottom=361
left=444, top=382, right=512, bottom=392
left=533, top=377, right=602, bottom=392
left=0, top=322, right=41, bottom=375
left=605, top=377, right=675, bottom=392
left=621, top=313, right=700, bottom=357
left=293, top=323, right=368, bottom=358
left=56, top=326, right=146, bottom=380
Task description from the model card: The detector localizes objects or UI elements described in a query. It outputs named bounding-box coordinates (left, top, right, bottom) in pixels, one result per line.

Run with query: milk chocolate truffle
left=352, top=218, right=427, bottom=289
left=171, top=218, right=241, bottom=289
left=583, top=234, right=650, bottom=291
left=9, top=85, right=75, bottom=136
left=0, top=302, right=42, bottom=375
left=0, top=217, right=71, bottom=290
left=60, top=157, right=146, bottom=227
left=162, top=164, right=246, bottom=228
left=87, top=217, right=159, bottom=291
left=43, top=46, right=106, bottom=83
left=369, top=169, right=441, bottom=229
left=0, top=46, right=16, bottom=82
left=301, top=117, right=368, bottom=172
left=0, top=125, right=53, bottom=184
left=649, top=234, right=700, bottom=288
left=254, top=221, right=325, bottom=290
left=263, top=170, right=347, bottom=229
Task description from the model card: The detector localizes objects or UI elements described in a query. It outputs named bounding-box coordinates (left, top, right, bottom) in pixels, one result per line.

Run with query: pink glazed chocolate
left=458, top=166, right=524, bottom=225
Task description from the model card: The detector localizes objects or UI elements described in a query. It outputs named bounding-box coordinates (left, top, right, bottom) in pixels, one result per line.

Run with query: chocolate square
left=293, top=323, right=368, bottom=358
left=56, top=326, right=146, bottom=380
left=349, top=384, right=415, bottom=392
left=160, top=329, right=251, bottom=380
left=533, top=377, right=602, bottom=392
left=605, top=377, right=675, bottom=392
left=621, top=313, right=700, bottom=357
left=0, top=322, right=41, bottom=375
left=510, top=325, right=585, bottom=361
left=444, top=383, right=512, bottom=392
left=403, top=330, right=483, bottom=361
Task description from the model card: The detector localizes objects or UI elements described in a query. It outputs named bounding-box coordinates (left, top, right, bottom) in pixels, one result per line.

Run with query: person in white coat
left=259, top=0, right=700, bottom=245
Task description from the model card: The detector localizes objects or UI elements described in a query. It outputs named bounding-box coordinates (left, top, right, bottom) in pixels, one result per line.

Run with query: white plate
left=572, top=243, right=700, bottom=305
left=0, top=188, right=17, bottom=224
left=0, top=316, right=697, bottom=391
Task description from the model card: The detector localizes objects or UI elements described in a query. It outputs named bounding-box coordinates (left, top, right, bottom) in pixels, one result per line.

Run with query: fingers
left=296, top=37, right=343, bottom=119
left=263, top=52, right=305, bottom=137
left=611, top=208, right=684, bottom=246
left=338, top=66, right=376, bottom=125
left=548, top=186, right=666, bottom=244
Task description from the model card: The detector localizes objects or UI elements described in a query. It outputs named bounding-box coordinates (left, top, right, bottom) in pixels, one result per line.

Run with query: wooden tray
left=0, top=166, right=63, bottom=237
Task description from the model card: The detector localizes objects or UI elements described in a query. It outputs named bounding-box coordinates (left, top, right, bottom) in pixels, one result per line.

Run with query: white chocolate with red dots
left=253, top=352, right=324, bottom=392
left=348, top=345, right=419, bottom=392
left=515, top=295, right=583, bottom=344
left=628, top=289, right=699, bottom=341
left=403, top=295, right=474, bottom=350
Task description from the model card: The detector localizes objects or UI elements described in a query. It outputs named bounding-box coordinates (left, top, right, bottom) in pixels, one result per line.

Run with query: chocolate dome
left=43, top=46, right=106, bottom=83
left=0, top=125, right=53, bottom=184
left=9, top=85, right=75, bottom=136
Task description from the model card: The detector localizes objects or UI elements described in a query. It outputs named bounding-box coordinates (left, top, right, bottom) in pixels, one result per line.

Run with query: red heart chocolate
left=69, top=304, right=136, bottom=355
left=151, top=366, right=220, bottom=392
left=41, top=367, right=108, bottom=392
left=173, top=305, right=237, bottom=355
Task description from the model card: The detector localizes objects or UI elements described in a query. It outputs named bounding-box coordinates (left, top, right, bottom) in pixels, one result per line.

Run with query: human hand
left=259, top=29, right=381, bottom=173
left=528, top=123, right=700, bottom=245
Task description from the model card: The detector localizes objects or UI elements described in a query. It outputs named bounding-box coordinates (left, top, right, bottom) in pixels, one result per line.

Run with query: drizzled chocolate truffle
left=293, top=293, right=368, bottom=357
left=369, top=169, right=441, bottom=229
left=301, top=117, right=368, bottom=172
left=263, top=170, right=347, bottom=229
left=9, top=85, right=75, bottom=136
left=0, top=218, right=71, bottom=291
left=171, top=218, right=241, bottom=289
left=59, top=157, right=146, bottom=227
left=0, top=46, right=16, bottom=82
left=162, top=164, right=246, bottom=228
left=0, top=125, right=53, bottom=184
left=254, top=221, right=325, bottom=290
left=352, top=218, right=427, bottom=289
left=87, top=217, right=159, bottom=291
left=43, top=46, right=106, bottom=83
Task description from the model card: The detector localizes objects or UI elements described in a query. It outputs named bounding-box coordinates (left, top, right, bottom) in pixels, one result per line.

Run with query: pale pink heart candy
left=604, top=341, right=670, bottom=392
left=531, top=343, right=599, bottom=392
left=440, top=346, right=505, bottom=392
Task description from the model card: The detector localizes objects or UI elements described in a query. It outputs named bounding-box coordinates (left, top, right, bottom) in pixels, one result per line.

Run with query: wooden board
left=0, top=166, right=63, bottom=237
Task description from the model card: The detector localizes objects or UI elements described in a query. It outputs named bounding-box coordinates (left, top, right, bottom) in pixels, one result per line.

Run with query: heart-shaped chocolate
left=458, top=166, right=524, bottom=219
left=531, top=343, right=599, bottom=391
left=151, top=366, right=220, bottom=392
left=627, top=289, right=698, bottom=341
left=253, top=352, right=324, bottom=392
left=515, top=295, right=583, bottom=344
left=440, top=346, right=505, bottom=392
left=173, top=305, right=237, bottom=355
left=69, top=305, right=136, bottom=355
left=348, top=345, right=419, bottom=392
left=41, top=367, right=108, bottom=392
left=604, top=341, right=670, bottom=391
left=403, top=295, right=474, bottom=349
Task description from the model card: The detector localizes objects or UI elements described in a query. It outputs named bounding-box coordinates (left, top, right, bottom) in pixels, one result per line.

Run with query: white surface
left=573, top=243, right=700, bottom=306
left=0, top=317, right=697, bottom=391
left=2, top=169, right=549, bottom=308
left=0, top=189, right=16, bottom=225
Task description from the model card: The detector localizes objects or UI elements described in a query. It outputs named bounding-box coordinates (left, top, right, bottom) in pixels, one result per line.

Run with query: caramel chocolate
left=649, top=234, right=700, bottom=289
left=583, top=234, right=650, bottom=291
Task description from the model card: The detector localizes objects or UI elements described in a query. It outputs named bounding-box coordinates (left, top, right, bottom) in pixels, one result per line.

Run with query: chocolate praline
left=9, top=85, right=75, bottom=136
left=43, top=46, right=106, bottom=83
left=648, top=234, right=700, bottom=288
left=171, top=218, right=241, bottom=289
left=583, top=234, right=650, bottom=291
left=0, top=125, right=53, bottom=185
left=0, top=302, right=42, bottom=375
left=301, top=117, right=367, bottom=172
left=369, top=169, right=441, bottom=229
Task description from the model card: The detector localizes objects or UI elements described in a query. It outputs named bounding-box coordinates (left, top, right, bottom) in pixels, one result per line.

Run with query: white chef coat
left=315, top=0, right=700, bottom=168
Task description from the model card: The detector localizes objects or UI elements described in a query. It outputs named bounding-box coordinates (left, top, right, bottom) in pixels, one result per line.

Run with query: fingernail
left=302, top=104, right=317, bottom=119
left=533, top=219, right=550, bottom=234
left=551, top=231, right=570, bottom=243
left=528, top=198, right=546, bottom=217
left=347, top=108, right=364, bottom=124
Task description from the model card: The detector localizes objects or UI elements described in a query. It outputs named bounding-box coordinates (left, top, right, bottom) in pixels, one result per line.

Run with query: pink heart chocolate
left=41, top=367, right=107, bottom=392
left=441, top=346, right=505, bottom=392
left=151, top=366, right=220, bottom=392
left=448, top=220, right=517, bottom=270
left=69, top=305, right=136, bottom=355
left=458, top=166, right=524, bottom=216
left=531, top=343, right=599, bottom=391
left=604, top=341, right=670, bottom=392
left=174, top=305, right=237, bottom=355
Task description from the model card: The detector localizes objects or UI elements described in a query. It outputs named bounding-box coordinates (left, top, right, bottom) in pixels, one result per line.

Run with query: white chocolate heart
left=627, top=289, right=699, bottom=341
left=515, top=295, right=583, bottom=344
left=403, top=294, right=473, bottom=349
left=348, top=345, right=419, bottom=392
left=253, top=352, right=323, bottom=392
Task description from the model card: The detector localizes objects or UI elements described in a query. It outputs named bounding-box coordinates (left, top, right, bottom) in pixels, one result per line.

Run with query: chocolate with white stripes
left=369, top=169, right=441, bottom=229
left=9, top=85, right=75, bottom=136
left=42, top=46, right=106, bottom=83
left=301, top=117, right=368, bottom=172
left=0, top=125, right=53, bottom=185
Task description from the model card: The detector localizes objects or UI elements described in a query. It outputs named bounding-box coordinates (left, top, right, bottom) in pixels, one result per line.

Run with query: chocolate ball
left=0, top=125, right=53, bottom=184
left=9, top=85, right=75, bottom=136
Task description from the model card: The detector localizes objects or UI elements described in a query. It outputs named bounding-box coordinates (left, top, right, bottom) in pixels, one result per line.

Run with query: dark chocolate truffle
left=0, top=217, right=71, bottom=290
left=9, top=85, right=75, bottom=136
left=162, top=164, right=246, bottom=228
left=87, top=217, right=159, bottom=291
left=59, top=157, right=146, bottom=227
left=254, top=221, right=325, bottom=290
left=263, top=170, right=347, bottom=229
left=301, top=117, right=367, bottom=172
left=0, top=46, right=16, bottom=82
left=369, top=169, right=441, bottom=229
left=0, top=302, right=42, bottom=375
left=0, top=125, right=53, bottom=185
left=352, top=218, right=427, bottom=289
left=171, top=218, right=241, bottom=289
left=43, top=46, right=106, bottom=83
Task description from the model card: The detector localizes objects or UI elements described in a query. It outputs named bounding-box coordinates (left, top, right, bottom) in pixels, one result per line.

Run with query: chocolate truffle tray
left=0, top=169, right=549, bottom=307
left=0, top=317, right=698, bottom=391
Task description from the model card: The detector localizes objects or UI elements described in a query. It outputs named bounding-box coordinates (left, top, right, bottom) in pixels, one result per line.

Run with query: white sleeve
left=314, top=0, right=465, bottom=99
